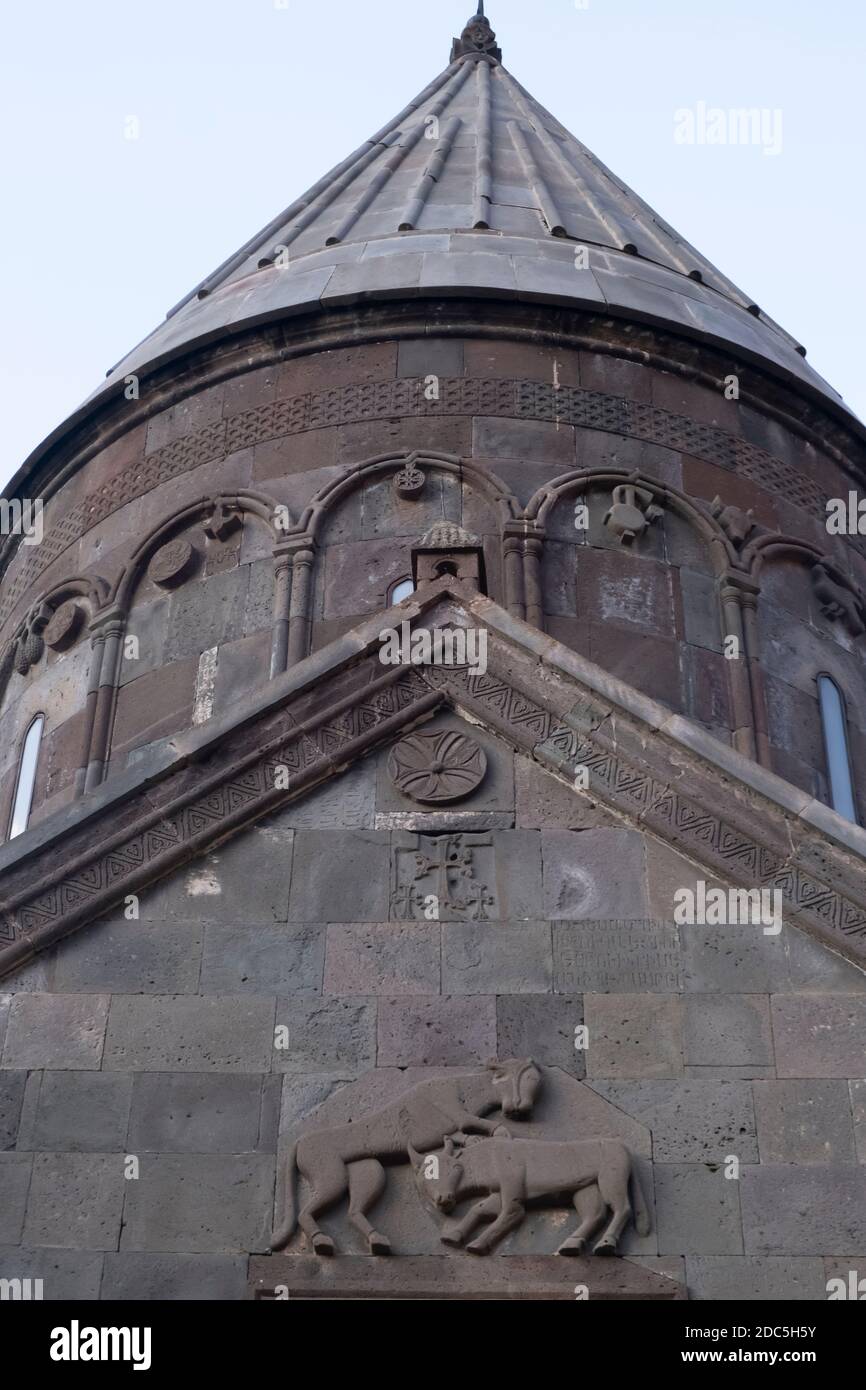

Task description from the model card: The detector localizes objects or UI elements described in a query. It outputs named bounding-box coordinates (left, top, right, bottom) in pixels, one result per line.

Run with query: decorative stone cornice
left=1, top=579, right=865, bottom=979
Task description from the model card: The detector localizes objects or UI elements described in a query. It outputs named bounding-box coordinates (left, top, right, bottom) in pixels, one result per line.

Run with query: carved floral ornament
left=388, top=729, right=487, bottom=803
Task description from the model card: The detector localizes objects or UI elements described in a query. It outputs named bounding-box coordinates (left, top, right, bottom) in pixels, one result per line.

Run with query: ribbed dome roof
left=45, top=5, right=865, bottom=450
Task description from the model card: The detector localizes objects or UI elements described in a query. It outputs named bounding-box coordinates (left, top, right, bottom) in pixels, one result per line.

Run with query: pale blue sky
left=1, top=0, right=863, bottom=489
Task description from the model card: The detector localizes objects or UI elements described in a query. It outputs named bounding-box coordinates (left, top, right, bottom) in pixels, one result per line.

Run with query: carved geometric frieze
left=2, top=593, right=866, bottom=978
left=2, top=375, right=858, bottom=630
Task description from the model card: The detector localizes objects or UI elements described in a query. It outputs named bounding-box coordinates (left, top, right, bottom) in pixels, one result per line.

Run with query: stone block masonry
left=0, top=731, right=864, bottom=1299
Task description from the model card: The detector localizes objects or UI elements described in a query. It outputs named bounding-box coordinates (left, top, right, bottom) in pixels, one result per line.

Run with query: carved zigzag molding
left=1, top=581, right=865, bottom=977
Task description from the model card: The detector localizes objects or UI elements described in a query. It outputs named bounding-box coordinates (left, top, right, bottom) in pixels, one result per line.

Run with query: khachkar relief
left=270, top=1062, right=651, bottom=1261
left=390, top=833, right=496, bottom=920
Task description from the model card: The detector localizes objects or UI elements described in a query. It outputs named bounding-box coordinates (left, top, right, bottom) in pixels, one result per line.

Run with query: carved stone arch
left=745, top=534, right=866, bottom=636
left=737, top=534, right=866, bottom=773
left=526, top=467, right=735, bottom=568
left=289, top=453, right=521, bottom=664
left=0, top=572, right=110, bottom=712
left=113, top=490, right=283, bottom=611
left=297, top=451, right=519, bottom=542
left=522, top=468, right=767, bottom=761
left=77, top=492, right=286, bottom=795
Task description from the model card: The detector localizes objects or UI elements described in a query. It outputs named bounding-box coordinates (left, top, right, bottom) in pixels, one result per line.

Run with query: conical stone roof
left=34, top=4, right=861, bottom=467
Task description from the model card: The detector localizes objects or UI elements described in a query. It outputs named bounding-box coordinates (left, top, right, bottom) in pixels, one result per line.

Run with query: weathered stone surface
left=443, top=921, right=552, bottom=994
left=742, top=1167, right=866, bottom=1255
left=753, top=1080, right=856, bottom=1165
left=0, top=1071, right=26, bottom=1150
left=680, top=923, right=790, bottom=993
left=655, top=1164, right=743, bottom=1256
left=200, top=924, right=324, bottom=995
left=273, top=996, right=376, bottom=1073
left=686, top=1256, right=827, bottom=1301
left=103, top=996, right=275, bottom=1073
left=0, top=1246, right=104, bottom=1300
left=851, top=1080, right=866, bottom=1163
left=53, top=918, right=203, bottom=994
left=101, top=1252, right=247, bottom=1301
left=0, top=994, right=11, bottom=1056
left=324, top=923, right=440, bottom=996
left=23, top=1154, right=124, bottom=1250
left=272, top=763, right=375, bottom=829
left=142, top=825, right=294, bottom=925
left=584, top=994, right=684, bottom=1079
left=289, top=831, right=390, bottom=922
left=496, top=995, right=584, bottom=1076
left=785, top=930, right=866, bottom=993
left=278, top=1075, right=353, bottom=1135
left=590, top=1080, right=759, bottom=1162
left=163, top=565, right=249, bottom=663
left=127, top=1073, right=267, bottom=1153
left=249, top=1252, right=683, bottom=1299
left=378, top=995, right=495, bottom=1066
left=120, top=1154, right=274, bottom=1253
left=29, top=1072, right=133, bottom=1152
left=542, top=829, right=648, bottom=919
left=1, top=994, right=109, bottom=1070
left=514, top=755, right=617, bottom=830
left=683, top=994, right=773, bottom=1068
left=554, top=920, right=681, bottom=993
left=0, top=1153, right=32, bottom=1243
left=773, top=995, right=866, bottom=1077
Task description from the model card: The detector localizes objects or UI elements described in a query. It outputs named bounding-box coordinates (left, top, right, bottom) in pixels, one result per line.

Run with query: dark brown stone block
left=110, top=658, right=198, bottom=758
left=275, top=343, right=399, bottom=398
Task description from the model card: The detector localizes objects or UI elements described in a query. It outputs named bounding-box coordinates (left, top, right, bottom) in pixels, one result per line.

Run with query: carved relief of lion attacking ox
left=271, top=1060, right=650, bottom=1258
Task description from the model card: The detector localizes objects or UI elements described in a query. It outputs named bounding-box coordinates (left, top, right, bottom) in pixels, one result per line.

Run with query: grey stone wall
left=2, top=716, right=864, bottom=1300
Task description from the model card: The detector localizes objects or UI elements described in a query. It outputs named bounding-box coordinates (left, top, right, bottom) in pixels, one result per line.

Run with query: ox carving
left=271, top=1059, right=542, bottom=1256
left=411, top=1132, right=651, bottom=1257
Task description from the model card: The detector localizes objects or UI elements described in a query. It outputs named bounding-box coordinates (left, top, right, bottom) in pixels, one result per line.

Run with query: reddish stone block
left=577, top=548, right=678, bottom=637
left=110, top=657, right=198, bottom=759
left=275, top=343, right=399, bottom=399
left=681, top=456, right=779, bottom=529
left=587, top=623, right=682, bottom=710
left=252, top=428, right=338, bottom=480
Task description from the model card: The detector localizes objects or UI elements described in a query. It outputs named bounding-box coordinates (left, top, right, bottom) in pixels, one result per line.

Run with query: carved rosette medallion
left=393, top=462, right=426, bottom=499
left=388, top=730, right=487, bottom=804
left=148, top=538, right=198, bottom=589
left=44, top=601, right=85, bottom=652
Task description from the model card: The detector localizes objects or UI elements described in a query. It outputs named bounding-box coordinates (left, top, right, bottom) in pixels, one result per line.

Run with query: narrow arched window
left=8, top=714, right=44, bottom=840
left=817, top=675, right=858, bottom=824
left=390, top=578, right=415, bottom=605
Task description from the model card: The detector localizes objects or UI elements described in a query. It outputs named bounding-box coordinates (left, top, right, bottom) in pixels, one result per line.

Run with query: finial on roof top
left=451, top=3, right=502, bottom=64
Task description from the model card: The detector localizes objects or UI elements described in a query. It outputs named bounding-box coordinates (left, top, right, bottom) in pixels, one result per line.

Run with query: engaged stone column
left=502, top=525, right=526, bottom=621
left=286, top=540, right=316, bottom=668
left=84, top=605, right=125, bottom=790
left=720, top=576, right=757, bottom=762
left=270, top=542, right=295, bottom=678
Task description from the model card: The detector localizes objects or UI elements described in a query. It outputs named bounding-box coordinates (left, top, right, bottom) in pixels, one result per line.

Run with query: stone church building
left=1, top=7, right=864, bottom=1301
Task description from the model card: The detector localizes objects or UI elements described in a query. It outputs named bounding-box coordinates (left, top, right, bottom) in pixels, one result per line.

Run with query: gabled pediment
left=1, top=577, right=866, bottom=978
